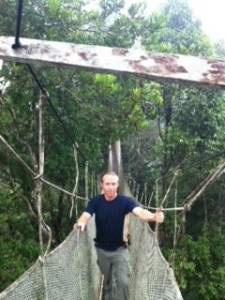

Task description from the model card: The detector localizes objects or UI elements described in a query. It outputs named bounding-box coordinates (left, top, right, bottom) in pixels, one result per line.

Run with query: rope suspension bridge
left=0, top=141, right=182, bottom=300
left=1, top=131, right=225, bottom=300
left=0, top=216, right=183, bottom=300
left=0, top=128, right=185, bottom=300
left=1, top=1, right=225, bottom=299
left=0, top=156, right=185, bottom=300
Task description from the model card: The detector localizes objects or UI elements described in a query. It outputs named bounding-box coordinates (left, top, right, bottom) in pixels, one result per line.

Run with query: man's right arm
left=74, top=212, right=92, bottom=231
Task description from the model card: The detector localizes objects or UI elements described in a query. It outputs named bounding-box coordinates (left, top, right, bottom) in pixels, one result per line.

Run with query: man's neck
left=104, top=193, right=117, bottom=201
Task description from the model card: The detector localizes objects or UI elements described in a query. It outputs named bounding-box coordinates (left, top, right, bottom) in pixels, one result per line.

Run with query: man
left=74, top=171, right=164, bottom=300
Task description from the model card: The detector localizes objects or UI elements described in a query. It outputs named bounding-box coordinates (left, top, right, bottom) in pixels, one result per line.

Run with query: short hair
left=101, top=171, right=119, bottom=183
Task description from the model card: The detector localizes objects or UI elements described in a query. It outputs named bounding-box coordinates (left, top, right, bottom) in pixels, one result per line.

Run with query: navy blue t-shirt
left=85, top=194, right=138, bottom=251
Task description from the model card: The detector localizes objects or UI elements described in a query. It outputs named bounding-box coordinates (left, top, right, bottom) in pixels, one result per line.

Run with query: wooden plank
left=1, top=36, right=225, bottom=88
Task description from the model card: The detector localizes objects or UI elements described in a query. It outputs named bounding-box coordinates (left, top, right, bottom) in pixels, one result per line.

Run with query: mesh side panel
left=0, top=216, right=183, bottom=300
left=0, top=264, right=45, bottom=300
left=0, top=217, right=101, bottom=300
left=87, top=216, right=101, bottom=297
left=129, top=216, right=183, bottom=300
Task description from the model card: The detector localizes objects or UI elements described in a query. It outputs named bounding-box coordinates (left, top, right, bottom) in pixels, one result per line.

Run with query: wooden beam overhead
left=1, top=36, right=225, bottom=89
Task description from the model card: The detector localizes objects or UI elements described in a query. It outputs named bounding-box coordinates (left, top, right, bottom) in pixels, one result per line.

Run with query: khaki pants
left=96, top=246, right=131, bottom=300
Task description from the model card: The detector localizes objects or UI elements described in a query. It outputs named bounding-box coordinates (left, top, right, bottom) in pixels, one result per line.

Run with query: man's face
left=101, top=174, right=119, bottom=200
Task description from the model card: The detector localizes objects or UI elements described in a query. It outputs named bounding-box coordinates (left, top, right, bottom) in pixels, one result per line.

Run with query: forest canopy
left=1, top=0, right=225, bottom=299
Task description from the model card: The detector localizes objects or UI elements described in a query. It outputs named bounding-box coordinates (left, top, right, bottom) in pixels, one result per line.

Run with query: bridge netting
left=0, top=214, right=183, bottom=300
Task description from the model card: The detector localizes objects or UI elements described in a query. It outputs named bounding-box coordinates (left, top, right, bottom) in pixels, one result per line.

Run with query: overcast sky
left=126, top=0, right=225, bottom=42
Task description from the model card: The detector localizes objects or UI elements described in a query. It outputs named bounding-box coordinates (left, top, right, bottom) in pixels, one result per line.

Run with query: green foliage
left=100, top=0, right=125, bottom=18
left=0, top=186, right=39, bottom=290
left=155, top=0, right=213, bottom=57
left=173, top=230, right=225, bottom=300
left=0, top=237, right=39, bottom=290
left=214, top=39, right=225, bottom=59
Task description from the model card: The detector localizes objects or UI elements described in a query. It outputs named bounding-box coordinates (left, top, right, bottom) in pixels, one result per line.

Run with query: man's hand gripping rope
left=154, top=209, right=164, bottom=223
left=73, top=222, right=85, bottom=232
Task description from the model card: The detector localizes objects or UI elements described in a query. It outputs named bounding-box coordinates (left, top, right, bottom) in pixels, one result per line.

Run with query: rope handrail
left=0, top=134, right=88, bottom=201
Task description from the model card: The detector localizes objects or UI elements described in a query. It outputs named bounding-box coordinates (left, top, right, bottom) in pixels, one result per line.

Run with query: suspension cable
left=26, top=64, right=46, bottom=94
left=12, top=0, right=24, bottom=49
left=26, top=64, right=86, bottom=162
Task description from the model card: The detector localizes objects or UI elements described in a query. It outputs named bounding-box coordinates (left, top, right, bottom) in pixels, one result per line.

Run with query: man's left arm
left=132, top=207, right=164, bottom=223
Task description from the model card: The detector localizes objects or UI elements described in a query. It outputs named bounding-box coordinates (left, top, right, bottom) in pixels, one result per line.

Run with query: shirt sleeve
left=85, top=197, right=96, bottom=216
left=126, top=197, right=138, bottom=213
